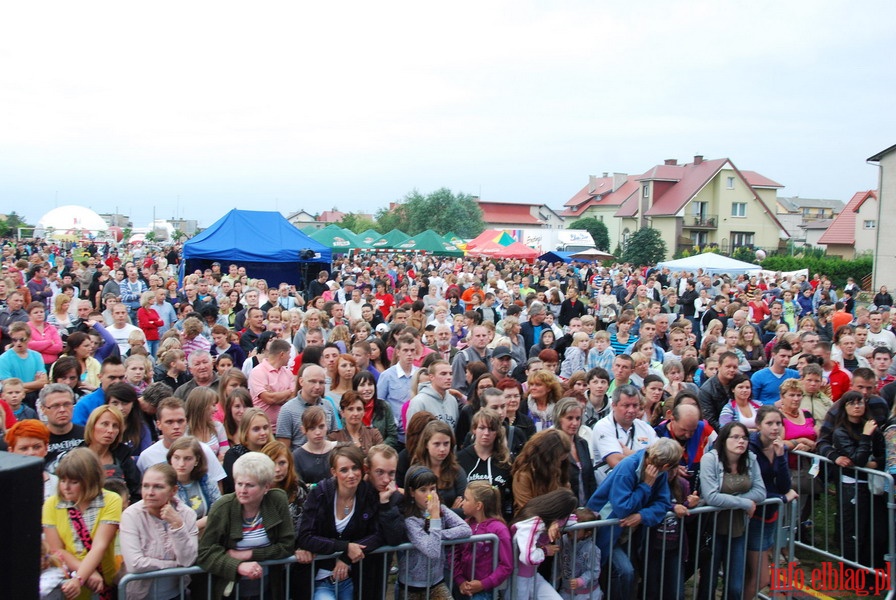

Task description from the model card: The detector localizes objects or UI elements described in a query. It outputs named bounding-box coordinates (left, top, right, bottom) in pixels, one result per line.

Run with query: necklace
left=340, top=496, right=354, bottom=515
left=782, top=408, right=800, bottom=419
left=243, top=512, right=261, bottom=527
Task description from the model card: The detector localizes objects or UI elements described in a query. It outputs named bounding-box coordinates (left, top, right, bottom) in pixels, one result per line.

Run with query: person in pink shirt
left=248, top=338, right=295, bottom=426
left=26, top=302, right=63, bottom=368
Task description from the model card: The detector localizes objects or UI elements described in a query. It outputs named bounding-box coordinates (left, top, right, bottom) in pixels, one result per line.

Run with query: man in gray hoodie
left=405, top=359, right=458, bottom=429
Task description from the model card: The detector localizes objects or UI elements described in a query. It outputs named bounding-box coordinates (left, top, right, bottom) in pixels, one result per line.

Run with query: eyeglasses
left=11, top=337, right=28, bottom=343
left=45, top=402, right=74, bottom=411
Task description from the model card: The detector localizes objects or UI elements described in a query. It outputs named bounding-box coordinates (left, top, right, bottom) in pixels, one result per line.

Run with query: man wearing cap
left=489, top=346, right=514, bottom=381
left=336, top=279, right=355, bottom=304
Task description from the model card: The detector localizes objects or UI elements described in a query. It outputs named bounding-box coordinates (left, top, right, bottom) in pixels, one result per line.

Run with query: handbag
left=68, top=507, right=114, bottom=600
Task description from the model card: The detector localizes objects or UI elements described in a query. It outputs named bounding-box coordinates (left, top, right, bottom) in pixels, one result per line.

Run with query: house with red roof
left=817, top=190, right=878, bottom=259
left=476, top=199, right=565, bottom=230
left=561, top=155, right=789, bottom=258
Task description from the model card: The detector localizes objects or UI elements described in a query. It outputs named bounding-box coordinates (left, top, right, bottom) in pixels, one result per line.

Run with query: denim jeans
left=703, top=534, right=746, bottom=600
left=314, top=577, right=353, bottom=600
left=605, top=545, right=635, bottom=600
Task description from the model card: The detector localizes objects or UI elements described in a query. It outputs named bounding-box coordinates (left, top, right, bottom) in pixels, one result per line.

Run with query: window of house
left=864, top=220, right=877, bottom=230
left=802, top=207, right=810, bottom=216
left=726, top=176, right=735, bottom=189
left=731, top=203, right=746, bottom=217
left=690, top=231, right=708, bottom=247
left=642, top=184, right=649, bottom=198
left=731, top=232, right=754, bottom=248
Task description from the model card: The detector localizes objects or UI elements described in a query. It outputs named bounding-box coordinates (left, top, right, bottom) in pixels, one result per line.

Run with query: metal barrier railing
left=791, top=449, right=896, bottom=599
left=116, top=461, right=896, bottom=600
left=117, top=533, right=501, bottom=600
left=500, top=498, right=791, bottom=600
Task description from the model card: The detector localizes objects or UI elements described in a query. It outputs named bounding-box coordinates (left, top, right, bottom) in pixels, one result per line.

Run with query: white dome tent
left=36, top=205, right=109, bottom=240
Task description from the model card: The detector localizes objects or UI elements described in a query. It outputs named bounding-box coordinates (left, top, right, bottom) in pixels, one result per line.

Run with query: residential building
left=561, top=156, right=789, bottom=258
left=817, top=190, right=878, bottom=259
left=799, top=219, right=834, bottom=247
left=477, top=199, right=565, bottom=230
left=868, top=143, right=896, bottom=289
left=285, top=210, right=318, bottom=229
left=775, top=196, right=845, bottom=244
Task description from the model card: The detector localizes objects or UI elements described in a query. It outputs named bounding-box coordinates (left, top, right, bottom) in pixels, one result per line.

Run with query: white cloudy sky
left=2, top=0, right=894, bottom=229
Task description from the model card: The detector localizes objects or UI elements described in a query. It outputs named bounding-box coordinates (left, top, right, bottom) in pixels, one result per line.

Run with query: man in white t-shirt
left=137, top=398, right=226, bottom=487
left=867, top=311, right=896, bottom=353
left=591, top=384, right=657, bottom=484
left=108, top=302, right=143, bottom=354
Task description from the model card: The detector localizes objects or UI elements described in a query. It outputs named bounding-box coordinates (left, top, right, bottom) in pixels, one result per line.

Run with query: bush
left=760, top=255, right=873, bottom=289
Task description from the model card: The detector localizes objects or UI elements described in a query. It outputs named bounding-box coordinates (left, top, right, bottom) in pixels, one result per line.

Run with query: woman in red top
left=136, top=291, right=164, bottom=358
left=748, top=293, right=770, bottom=324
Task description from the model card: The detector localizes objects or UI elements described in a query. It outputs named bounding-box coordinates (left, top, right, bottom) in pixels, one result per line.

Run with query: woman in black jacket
left=831, top=391, right=887, bottom=571
left=297, top=444, right=383, bottom=599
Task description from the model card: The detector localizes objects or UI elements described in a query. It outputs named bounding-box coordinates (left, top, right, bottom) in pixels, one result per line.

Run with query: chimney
left=602, top=172, right=609, bottom=178
left=612, top=172, right=628, bottom=192
left=588, top=175, right=597, bottom=193
left=694, top=155, right=704, bottom=165
left=664, top=159, right=677, bottom=166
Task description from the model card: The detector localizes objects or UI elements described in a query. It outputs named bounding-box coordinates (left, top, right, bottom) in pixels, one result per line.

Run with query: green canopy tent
left=370, top=229, right=411, bottom=250
left=397, top=229, right=464, bottom=256
left=356, top=229, right=381, bottom=248
left=308, top=224, right=361, bottom=251
left=443, top=231, right=464, bottom=247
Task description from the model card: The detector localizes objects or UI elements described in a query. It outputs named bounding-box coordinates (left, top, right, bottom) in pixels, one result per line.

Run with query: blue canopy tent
left=181, top=209, right=331, bottom=288
left=539, top=250, right=573, bottom=264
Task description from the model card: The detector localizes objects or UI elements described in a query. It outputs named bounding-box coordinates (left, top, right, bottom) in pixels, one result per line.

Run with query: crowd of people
left=1, top=237, right=895, bottom=599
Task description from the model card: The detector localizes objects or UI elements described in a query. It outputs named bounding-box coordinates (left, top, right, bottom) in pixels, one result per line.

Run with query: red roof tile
left=740, top=170, right=784, bottom=188
left=638, top=165, right=685, bottom=181
left=643, top=159, right=728, bottom=216
left=479, top=202, right=541, bottom=225
left=614, top=193, right=640, bottom=218
left=818, top=190, right=877, bottom=245
left=318, top=210, right=346, bottom=223
left=563, top=176, right=613, bottom=207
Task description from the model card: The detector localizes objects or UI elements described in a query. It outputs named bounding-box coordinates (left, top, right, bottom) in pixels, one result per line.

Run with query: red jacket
left=827, top=363, right=851, bottom=402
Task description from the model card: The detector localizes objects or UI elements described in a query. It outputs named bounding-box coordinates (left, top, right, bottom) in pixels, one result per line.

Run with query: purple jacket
left=452, top=517, right=513, bottom=591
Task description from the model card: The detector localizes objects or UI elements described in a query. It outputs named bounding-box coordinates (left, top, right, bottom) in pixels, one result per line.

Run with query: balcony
left=686, top=214, right=718, bottom=229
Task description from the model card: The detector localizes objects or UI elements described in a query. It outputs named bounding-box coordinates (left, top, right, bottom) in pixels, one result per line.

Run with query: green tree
left=0, top=211, right=29, bottom=238
left=172, top=229, right=187, bottom=243
left=621, top=227, right=667, bottom=266
left=384, top=188, right=485, bottom=238
left=338, top=212, right=379, bottom=234
left=145, top=231, right=157, bottom=243
left=374, top=204, right=409, bottom=234
left=568, top=217, right=610, bottom=251
left=121, top=228, right=133, bottom=243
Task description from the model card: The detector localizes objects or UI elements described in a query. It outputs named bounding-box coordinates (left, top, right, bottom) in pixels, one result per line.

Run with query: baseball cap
left=492, top=346, right=512, bottom=359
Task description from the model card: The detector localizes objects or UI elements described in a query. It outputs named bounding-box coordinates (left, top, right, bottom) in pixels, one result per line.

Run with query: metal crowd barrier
left=507, top=498, right=789, bottom=600
left=791, top=449, right=896, bottom=599
left=117, top=533, right=500, bottom=600
left=116, top=462, right=896, bottom=600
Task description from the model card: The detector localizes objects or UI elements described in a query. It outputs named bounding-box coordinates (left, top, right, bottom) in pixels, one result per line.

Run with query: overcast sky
left=2, top=0, right=894, bottom=229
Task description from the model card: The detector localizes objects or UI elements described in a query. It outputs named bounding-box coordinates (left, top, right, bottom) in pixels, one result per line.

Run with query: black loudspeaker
left=0, top=453, right=43, bottom=600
